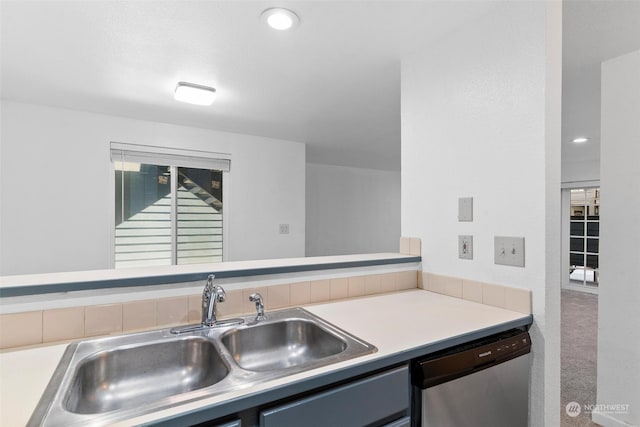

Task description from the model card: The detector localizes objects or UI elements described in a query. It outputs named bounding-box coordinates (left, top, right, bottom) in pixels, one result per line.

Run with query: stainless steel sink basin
left=65, top=337, right=228, bottom=414
left=221, top=319, right=347, bottom=371
left=29, top=307, right=376, bottom=426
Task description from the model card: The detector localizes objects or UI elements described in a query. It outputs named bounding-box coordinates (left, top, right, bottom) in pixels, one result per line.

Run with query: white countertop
left=0, top=290, right=531, bottom=426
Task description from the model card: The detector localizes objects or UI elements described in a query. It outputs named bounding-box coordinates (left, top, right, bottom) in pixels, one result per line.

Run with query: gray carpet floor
left=561, top=289, right=600, bottom=427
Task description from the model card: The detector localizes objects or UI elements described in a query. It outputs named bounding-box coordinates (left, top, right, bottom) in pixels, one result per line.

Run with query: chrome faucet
left=249, top=293, right=266, bottom=321
left=202, top=274, right=225, bottom=327
left=170, top=274, right=243, bottom=334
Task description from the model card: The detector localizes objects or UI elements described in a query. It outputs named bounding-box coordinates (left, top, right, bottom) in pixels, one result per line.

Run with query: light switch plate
left=458, top=197, right=473, bottom=222
left=494, top=236, right=525, bottom=267
left=458, top=235, right=473, bottom=260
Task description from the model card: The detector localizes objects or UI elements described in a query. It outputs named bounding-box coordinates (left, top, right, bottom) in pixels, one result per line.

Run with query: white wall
left=562, top=158, right=600, bottom=184
left=595, top=49, right=640, bottom=427
left=401, top=2, right=561, bottom=426
left=306, top=163, right=400, bottom=256
left=0, top=101, right=305, bottom=275
left=561, top=60, right=602, bottom=185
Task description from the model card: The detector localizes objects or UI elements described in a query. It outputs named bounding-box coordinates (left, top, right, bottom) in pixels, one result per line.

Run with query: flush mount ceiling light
left=174, top=82, right=217, bottom=106
left=572, top=137, right=589, bottom=143
left=261, top=7, right=300, bottom=31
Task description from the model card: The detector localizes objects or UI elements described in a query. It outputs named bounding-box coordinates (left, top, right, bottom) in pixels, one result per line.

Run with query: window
left=568, top=187, right=600, bottom=287
left=112, top=143, right=230, bottom=269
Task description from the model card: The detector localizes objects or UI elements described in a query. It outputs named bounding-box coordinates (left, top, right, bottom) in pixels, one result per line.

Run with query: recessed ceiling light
left=261, top=8, right=300, bottom=31
left=174, top=82, right=216, bottom=106
left=572, top=137, right=589, bottom=143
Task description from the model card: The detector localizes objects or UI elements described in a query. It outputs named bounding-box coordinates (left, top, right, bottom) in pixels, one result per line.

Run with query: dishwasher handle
left=412, top=331, right=531, bottom=389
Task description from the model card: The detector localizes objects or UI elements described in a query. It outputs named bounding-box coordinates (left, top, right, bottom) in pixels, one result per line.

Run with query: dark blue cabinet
left=260, top=365, right=409, bottom=427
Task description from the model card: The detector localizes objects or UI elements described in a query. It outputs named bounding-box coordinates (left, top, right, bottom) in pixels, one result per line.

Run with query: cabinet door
left=260, top=365, right=409, bottom=427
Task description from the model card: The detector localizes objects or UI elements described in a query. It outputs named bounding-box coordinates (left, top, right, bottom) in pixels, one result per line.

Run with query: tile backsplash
left=43, top=307, right=85, bottom=342
left=399, top=237, right=421, bottom=256
left=0, top=270, right=418, bottom=350
left=85, top=303, right=123, bottom=337
left=421, top=272, right=532, bottom=315
left=122, top=300, right=157, bottom=331
left=0, top=311, right=42, bottom=349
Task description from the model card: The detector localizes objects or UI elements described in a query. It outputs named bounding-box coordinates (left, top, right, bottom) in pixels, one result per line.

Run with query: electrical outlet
left=458, top=235, right=473, bottom=260
left=458, top=197, right=473, bottom=222
left=279, top=224, right=290, bottom=234
left=494, top=236, right=525, bottom=267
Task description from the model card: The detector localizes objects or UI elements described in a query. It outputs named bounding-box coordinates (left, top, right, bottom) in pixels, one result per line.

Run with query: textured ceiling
left=562, top=0, right=640, bottom=166
left=2, top=1, right=639, bottom=171
left=0, top=0, right=494, bottom=171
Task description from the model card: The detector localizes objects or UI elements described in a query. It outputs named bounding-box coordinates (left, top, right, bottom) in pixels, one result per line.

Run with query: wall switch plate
left=458, top=197, right=473, bottom=222
left=279, top=224, right=290, bottom=234
left=458, top=235, right=473, bottom=260
left=494, top=236, right=525, bottom=267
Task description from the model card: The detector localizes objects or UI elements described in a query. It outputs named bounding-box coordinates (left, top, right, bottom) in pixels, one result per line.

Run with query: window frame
left=108, top=142, right=231, bottom=268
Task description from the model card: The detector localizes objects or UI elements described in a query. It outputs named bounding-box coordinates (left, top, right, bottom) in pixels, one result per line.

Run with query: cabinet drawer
left=260, top=365, right=409, bottom=427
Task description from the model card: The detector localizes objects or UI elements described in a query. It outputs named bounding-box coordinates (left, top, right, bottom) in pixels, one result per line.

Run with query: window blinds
left=110, top=142, right=231, bottom=172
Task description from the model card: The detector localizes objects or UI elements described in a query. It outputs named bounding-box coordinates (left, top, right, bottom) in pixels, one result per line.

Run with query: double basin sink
left=29, top=307, right=376, bottom=426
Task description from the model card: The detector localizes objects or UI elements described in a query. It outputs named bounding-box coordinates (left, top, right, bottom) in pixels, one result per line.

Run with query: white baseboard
left=561, top=282, right=599, bottom=295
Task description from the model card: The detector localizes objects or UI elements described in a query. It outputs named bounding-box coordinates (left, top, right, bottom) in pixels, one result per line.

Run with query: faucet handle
left=249, top=293, right=266, bottom=321
left=213, top=285, right=226, bottom=302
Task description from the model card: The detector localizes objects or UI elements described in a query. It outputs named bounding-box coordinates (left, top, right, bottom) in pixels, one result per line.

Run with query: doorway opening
left=567, top=187, right=600, bottom=292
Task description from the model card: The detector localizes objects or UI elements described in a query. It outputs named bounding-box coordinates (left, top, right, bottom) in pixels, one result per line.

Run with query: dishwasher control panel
left=412, top=329, right=531, bottom=389
left=475, top=332, right=530, bottom=364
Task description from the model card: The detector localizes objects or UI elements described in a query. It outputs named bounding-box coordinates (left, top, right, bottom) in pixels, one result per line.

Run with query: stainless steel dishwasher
left=411, top=328, right=531, bottom=427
